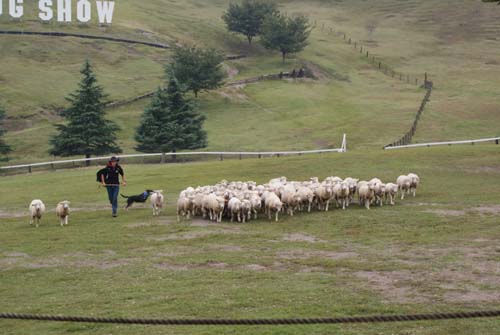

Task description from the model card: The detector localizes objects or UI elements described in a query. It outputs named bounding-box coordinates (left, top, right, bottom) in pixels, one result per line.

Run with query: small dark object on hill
left=121, top=190, right=154, bottom=209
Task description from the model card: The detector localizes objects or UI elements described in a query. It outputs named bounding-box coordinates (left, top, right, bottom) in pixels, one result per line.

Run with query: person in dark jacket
left=100, top=156, right=126, bottom=217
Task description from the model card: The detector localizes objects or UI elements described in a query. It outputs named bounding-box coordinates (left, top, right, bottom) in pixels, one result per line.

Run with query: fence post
left=258, top=154, right=262, bottom=159
left=239, top=153, right=242, bottom=160
left=28, top=165, right=32, bottom=174
left=219, top=153, right=224, bottom=161
left=160, top=153, right=165, bottom=164
left=495, top=139, right=499, bottom=145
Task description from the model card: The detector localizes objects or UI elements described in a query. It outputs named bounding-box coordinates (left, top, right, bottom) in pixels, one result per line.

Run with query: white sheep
left=269, top=176, right=287, bottom=185
left=55, top=201, right=71, bottom=227
left=407, top=173, right=420, bottom=197
left=241, top=199, right=252, bottom=223
left=372, top=183, right=386, bottom=207
left=333, top=181, right=350, bottom=210
left=228, top=197, right=243, bottom=223
left=150, top=190, right=164, bottom=216
left=297, top=186, right=314, bottom=212
left=203, top=193, right=225, bottom=223
left=177, top=196, right=193, bottom=222
left=29, top=199, right=46, bottom=228
left=248, top=192, right=262, bottom=219
left=358, top=183, right=375, bottom=210
left=281, top=184, right=302, bottom=216
left=192, top=193, right=205, bottom=217
left=384, top=183, right=399, bottom=206
left=314, top=183, right=334, bottom=211
left=397, top=175, right=412, bottom=200
left=264, top=192, right=283, bottom=222
left=324, top=176, right=343, bottom=184
left=343, top=177, right=359, bottom=206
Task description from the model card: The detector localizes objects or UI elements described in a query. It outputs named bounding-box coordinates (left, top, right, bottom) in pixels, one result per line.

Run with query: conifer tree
left=50, top=60, right=121, bottom=160
left=135, top=77, right=207, bottom=153
left=0, top=105, right=12, bottom=160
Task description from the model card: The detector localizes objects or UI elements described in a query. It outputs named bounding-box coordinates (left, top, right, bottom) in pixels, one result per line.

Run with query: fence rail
left=97, top=71, right=302, bottom=109
left=384, top=86, right=433, bottom=148
left=384, top=136, right=500, bottom=150
left=0, top=135, right=347, bottom=174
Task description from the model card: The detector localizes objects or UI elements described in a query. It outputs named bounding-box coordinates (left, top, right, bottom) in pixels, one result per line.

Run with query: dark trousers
left=106, top=186, right=120, bottom=215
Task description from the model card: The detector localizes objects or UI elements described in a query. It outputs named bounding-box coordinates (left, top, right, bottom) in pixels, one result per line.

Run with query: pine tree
left=135, top=77, right=207, bottom=153
left=49, top=60, right=121, bottom=160
left=0, top=105, right=12, bottom=160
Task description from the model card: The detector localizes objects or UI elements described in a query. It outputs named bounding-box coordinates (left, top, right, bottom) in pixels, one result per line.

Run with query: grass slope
left=1, top=0, right=429, bottom=163
left=1, top=146, right=499, bottom=334
left=298, top=0, right=500, bottom=142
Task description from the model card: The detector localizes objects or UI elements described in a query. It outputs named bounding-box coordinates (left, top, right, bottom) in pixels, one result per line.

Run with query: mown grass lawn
left=1, top=145, right=499, bottom=334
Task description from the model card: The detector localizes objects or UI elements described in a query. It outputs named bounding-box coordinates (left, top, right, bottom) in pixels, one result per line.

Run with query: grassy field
left=1, top=146, right=499, bottom=334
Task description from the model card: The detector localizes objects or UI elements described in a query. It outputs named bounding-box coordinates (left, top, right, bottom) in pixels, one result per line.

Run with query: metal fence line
left=0, top=135, right=347, bottom=172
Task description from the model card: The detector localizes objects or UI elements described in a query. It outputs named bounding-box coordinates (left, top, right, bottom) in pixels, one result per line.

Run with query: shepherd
left=97, top=156, right=127, bottom=217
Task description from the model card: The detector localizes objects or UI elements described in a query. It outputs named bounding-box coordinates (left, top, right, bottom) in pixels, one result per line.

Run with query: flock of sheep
left=176, top=174, right=420, bottom=222
left=27, top=173, right=420, bottom=227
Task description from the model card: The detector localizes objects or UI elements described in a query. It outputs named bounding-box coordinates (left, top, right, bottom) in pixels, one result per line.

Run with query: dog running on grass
left=121, top=190, right=154, bottom=210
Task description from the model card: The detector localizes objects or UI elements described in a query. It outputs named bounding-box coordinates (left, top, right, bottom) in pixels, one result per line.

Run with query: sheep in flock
left=29, top=200, right=46, bottom=228
left=55, top=201, right=71, bottom=227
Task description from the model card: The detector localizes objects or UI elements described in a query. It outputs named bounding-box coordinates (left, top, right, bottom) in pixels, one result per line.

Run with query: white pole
left=341, top=134, right=347, bottom=152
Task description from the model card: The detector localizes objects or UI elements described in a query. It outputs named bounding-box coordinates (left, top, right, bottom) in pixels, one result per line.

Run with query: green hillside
left=7, top=0, right=493, bottom=163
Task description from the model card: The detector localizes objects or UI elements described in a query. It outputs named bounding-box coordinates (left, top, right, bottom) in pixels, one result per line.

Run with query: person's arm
left=119, top=166, right=127, bottom=186
left=101, top=174, right=106, bottom=186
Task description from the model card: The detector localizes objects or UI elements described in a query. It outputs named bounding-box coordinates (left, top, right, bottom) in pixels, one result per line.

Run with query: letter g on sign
left=10, top=0, right=24, bottom=18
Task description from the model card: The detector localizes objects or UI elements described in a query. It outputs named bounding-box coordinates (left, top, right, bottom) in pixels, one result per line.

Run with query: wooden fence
left=384, top=85, right=433, bottom=148
left=315, top=21, right=430, bottom=87
left=384, top=136, right=500, bottom=150
left=106, top=70, right=302, bottom=108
